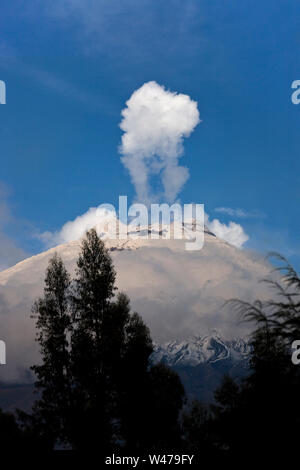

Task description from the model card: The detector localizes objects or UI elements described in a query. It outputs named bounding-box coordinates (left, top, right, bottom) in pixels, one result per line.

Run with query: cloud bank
left=119, top=81, right=200, bottom=204
left=40, top=205, right=116, bottom=247
left=39, top=204, right=249, bottom=249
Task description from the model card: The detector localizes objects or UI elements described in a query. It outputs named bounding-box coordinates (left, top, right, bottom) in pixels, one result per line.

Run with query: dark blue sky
left=0, top=0, right=300, bottom=267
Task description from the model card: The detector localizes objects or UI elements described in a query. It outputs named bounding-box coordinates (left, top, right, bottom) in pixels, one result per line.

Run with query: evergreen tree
left=146, top=363, right=185, bottom=452
left=69, top=229, right=117, bottom=450
left=69, top=229, right=155, bottom=452
left=30, top=254, right=71, bottom=447
left=181, top=400, right=218, bottom=459
left=0, top=408, right=28, bottom=450
left=26, top=228, right=186, bottom=453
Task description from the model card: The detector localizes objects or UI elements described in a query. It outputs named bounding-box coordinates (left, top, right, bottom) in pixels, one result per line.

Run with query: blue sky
left=0, top=0, right=300, bottom=268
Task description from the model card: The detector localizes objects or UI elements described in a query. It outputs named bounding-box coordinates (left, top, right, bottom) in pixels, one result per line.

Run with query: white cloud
left=40, top=203, right=249, bottom=250
left=40, top=205, right=117, bottom=247
left=39, top=202, right=249, bottom=250
left=215, top=207, right=265, bottom=219
left=0, top=233, right=27, bottom=271
left=119, top=81, right=200, bottom=204
left=206, top=215, right=249, bottom=249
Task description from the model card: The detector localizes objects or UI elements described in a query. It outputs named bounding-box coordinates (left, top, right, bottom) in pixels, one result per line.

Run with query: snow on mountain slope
left=151, top=332, right=252, bottom=402
left=152, top=332, right=251, bottom=367
left=0, top=220, right=211, bottom=285
left=0, top=222, right=273, bottom=383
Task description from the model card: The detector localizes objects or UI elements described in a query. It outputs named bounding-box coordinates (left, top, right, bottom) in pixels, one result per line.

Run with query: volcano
left=0, top=221, right=272, bottom=389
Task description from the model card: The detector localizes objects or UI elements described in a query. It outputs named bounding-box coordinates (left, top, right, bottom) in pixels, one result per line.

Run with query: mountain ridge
left=152, top=332, right=251, bottom=367
left=0, top=332, right=251, bottom=412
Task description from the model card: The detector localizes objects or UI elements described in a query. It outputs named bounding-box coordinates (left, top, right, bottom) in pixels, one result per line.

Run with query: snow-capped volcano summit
left=0, top=221, right=273, bottom=384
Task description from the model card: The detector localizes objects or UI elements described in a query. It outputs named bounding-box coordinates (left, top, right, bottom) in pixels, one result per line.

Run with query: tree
left=29, top=254, right=71, bottom=448
left=27, top=229, right=186, bottom=453
left=210, top=254, right=300, bottom=458
left=213, top=374, right=240, bottom=412
left=68, top=229, right=118, bottom=450
left=181, top=400, right=218, bottom=459
left=146, top=363, right=185, bottom=452
left=0, top=408, right=27, bottom=450
left=69, top=229, right=156, bottom=452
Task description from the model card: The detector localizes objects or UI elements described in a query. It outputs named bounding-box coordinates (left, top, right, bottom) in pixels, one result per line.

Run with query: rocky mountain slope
left=152, top=333, right=250, bottom=367
left=151, top=332, right=251, bottom=402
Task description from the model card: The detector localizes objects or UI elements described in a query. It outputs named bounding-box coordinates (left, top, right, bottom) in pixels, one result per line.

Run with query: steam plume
left=119, top=81, right=200, bottom=203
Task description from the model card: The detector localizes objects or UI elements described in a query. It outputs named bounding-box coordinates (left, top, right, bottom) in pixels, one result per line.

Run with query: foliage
left=17, top=229, right=184, bottom=452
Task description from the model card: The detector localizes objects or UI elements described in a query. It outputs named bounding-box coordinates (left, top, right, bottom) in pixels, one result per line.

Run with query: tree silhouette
left=211, top=254, right=300, bottom=458
left=28, top=254, right=71, bottom=448
left=179, top=255, right=300, bottom=460
left=181, top=399, right=218, bottom=459
left=26, top=228, right=185, bottom=452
